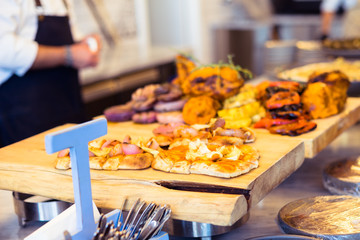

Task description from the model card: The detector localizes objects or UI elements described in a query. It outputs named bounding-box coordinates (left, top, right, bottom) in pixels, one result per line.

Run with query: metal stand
left=13, top=192, right=71, bottom=227
left=163, top=212, right=250, bottom=239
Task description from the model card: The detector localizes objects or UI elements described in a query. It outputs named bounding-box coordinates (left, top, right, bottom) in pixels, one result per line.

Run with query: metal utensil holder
left=43, top=118, right=168, bottom=240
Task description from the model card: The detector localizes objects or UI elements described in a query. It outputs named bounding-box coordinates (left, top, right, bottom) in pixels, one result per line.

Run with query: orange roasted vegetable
left=256, top=80, right=303, bottom=102
left=182, top=95, right=221, bottom=125
left=181, top=62, right=252, bottom=101
left=301, top=70, right=350, bottom=119
left=173, top=54, right=197, bottom=86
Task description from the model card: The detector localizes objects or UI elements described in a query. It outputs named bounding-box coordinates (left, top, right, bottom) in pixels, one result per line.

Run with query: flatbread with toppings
left=149, top=138, right=259, bottom=178
left=55, top=119, right=260, bottom=178
left=55, top=137, right=153, bottom=170
left=141, top=119, right=260, bottom=178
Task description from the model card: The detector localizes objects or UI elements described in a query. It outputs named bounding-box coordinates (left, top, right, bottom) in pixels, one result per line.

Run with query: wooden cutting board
left=0, top=122, right=304, bottom=226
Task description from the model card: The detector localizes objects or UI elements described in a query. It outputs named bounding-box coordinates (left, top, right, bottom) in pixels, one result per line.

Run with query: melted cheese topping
left=185, top=139, right=243, bottom=161
left=186, top=139, right=222, bottom=161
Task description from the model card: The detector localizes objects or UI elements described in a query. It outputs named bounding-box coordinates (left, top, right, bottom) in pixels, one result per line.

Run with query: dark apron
left=0, top=7, right=86, bottom=147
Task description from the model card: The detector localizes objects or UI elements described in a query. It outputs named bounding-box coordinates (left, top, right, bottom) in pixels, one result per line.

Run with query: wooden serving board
left=254, top=97, right=360, bottom=158
left=0, top=122, right=304, bottom=226
left=1, top=97, right=358, bottom=226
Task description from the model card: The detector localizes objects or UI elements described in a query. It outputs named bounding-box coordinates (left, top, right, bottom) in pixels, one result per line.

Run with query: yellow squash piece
left=223, top=84, right=258, bottom=109
left=217, top=101, right=266, bottom=128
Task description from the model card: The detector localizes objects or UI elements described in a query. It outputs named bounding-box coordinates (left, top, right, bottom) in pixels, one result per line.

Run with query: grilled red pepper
left=266, top=91, right=300, bottom=110
left=268, top=120, right=317, bottom=136
left=253, top=117, right=298, bottom=129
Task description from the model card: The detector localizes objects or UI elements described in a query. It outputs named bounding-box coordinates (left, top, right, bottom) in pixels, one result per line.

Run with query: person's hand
left=69, top=34, right=101, bottom=69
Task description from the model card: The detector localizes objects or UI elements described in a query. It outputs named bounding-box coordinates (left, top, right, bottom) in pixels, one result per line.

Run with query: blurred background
left=70, top=0, right=344, bottom=118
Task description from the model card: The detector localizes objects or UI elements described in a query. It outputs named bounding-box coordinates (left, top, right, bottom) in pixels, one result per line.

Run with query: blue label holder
left=45, top=118, right=168, bottom=239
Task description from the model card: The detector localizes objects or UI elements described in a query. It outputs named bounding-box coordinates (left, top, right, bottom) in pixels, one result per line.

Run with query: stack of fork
left=91, top=198, right=171, bottom=240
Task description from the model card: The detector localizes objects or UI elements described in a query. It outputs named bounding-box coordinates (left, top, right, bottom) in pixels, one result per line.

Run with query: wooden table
left=0, top=98, right=359, bottom=227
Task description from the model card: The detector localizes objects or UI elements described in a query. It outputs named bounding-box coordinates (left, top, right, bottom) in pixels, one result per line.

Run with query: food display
left=104, top=83, right=187, bottom=124
left=218, top=84, right=266, bottom=129
left=277, top=58, right=360, bottom=83
left=103, top=53, right=353, bottom=139
left=182, top=95, right=221, bottom=125
left=55, top=119, right=260, bottom=179
left=301, top=70, right=350, bottom=119
left=144, top=119, right=259, bottom=178
left=254, top=81, right=317, bottom=136
left=4, top=46, right=360, bottom=238
left=104, top=54, right=252, bottom=125
left=180, top=62, right=251, bottom=101
left=172, top=53, right=197, bottom=86
left=254, top=70, right=351, bottom=135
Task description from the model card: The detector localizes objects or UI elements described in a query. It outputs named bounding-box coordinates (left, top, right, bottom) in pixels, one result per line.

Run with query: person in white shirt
left=321, top=0, right=360, bottom=39
left=0, top=0, right=101, bottom=147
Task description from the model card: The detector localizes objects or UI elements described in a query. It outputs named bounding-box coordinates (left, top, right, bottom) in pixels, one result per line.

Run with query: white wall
left=72, top=0, right=242, bottom=63
left=147, top=0, right=236, bottom=64
left=72, top=0, right=138, bottom=45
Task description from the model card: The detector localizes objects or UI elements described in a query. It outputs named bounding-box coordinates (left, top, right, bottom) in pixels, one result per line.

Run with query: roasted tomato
left=268, top=81, right=301, bottom=91
left=266, top=91, right=301, bottom=110
left=257, top=81, right=303, bottom=102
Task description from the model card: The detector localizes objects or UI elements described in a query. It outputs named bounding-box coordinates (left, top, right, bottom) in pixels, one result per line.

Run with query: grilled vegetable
left=173, top=53, right=197, bottom=86
left=181, top=59, right=252, bottom=101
